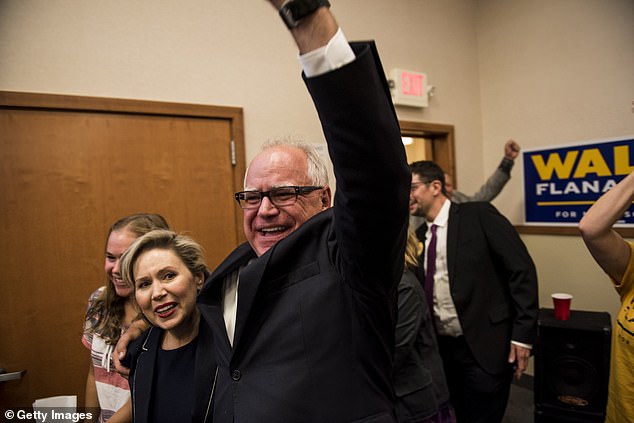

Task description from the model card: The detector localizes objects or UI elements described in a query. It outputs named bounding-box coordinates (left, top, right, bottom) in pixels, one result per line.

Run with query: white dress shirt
left=426, top=198, right=464, bottom=337
left=222, top=269, right=240, bottom=346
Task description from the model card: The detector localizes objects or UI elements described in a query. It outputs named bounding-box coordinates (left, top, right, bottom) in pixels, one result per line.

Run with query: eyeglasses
left=234, top=186, right=323, bottom=209
left=410, top=180, right=438, bottom=192
left=410, top=181, right=427, bottom=192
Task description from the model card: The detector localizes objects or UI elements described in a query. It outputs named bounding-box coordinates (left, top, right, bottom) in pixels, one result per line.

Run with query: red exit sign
left=401, top=71, right=424, bottom=96
left=390, top=68, right=428, bottom=108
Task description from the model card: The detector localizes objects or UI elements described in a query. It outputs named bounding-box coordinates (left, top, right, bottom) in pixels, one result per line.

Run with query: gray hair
left=245, top=139, right=329, bottom=188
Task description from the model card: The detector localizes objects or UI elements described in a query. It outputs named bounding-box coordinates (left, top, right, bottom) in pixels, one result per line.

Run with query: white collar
left=427, top=198, right=450, bottom=229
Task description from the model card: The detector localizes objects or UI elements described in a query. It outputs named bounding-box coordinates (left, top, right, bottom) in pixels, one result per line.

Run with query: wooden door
left=0, top=91, right=246, bottom=408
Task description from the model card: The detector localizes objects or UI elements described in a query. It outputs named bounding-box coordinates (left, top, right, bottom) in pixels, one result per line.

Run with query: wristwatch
left=279, top=0, right=331, bottom=29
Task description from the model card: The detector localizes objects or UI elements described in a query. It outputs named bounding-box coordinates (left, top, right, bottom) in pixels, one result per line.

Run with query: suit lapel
left=231, top=251, right=271, bottom=354
left=415, top=222, right=429, bottom=277
left=193, top=322, right=217, bottom=423
left=199, top=242, right=256, bottom=297
left=197, top=243, right=256, bottom=358
left=134, top=328, right=160, bottom=423
left=415, top=222, right=428, bottom=245
left=196, top=241, right=273, bottom=362
left=446, top=202, right=459, bottom=286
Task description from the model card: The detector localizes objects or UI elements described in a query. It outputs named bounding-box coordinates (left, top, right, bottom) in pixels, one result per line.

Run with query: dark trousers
left=437, top=335, right=512, bottom=423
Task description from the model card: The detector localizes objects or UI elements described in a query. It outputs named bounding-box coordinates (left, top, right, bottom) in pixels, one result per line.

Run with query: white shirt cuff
left=511, top=340, right=533, bottom=350
left=299, top=28, right=355, bottom=77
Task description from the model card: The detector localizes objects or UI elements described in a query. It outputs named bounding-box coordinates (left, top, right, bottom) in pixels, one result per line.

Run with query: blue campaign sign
left=523, top=137, right=634, bottom=225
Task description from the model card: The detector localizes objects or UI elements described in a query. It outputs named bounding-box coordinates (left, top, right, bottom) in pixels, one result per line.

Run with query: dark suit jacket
left=126, top=324, right=216, bottom=423
left=416, top=201, right=539, bottom=374
left=394, top=268, right=450, bottom=422
left=197, top=41, right=410, bottom=423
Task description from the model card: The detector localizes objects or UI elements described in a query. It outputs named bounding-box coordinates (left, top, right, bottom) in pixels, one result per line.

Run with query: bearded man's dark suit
left=196, top=41, right=410, bottom=423
left=415, top=200, right=538, bottom=421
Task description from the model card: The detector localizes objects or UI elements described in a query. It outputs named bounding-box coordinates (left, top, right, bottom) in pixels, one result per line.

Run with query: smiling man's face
left=242, top=146, right=328, bottom=256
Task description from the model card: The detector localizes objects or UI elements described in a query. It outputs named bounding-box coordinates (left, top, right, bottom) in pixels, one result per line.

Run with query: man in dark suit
left=409, top=160, right=538, bottom=423
left=115, top=2, right=408, bottom=420
left=194, top=2, right=409, bottom=422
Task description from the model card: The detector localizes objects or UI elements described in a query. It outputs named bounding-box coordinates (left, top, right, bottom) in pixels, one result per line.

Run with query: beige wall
left=0, top=0, right=484, bottom=169
left=1, top=1, right=632, bottom=325
left=476, top=0, right=634, bottom=320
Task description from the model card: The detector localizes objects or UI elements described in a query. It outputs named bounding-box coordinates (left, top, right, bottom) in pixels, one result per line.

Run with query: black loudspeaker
left=534, top=308, right=611, bottom=423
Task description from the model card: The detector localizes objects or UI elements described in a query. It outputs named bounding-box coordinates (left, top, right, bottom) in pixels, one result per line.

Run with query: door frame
left=400, top=120, right=455, bottom=179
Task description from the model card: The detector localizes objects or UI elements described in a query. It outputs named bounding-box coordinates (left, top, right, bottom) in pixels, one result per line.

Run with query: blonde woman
left=120, top=230, right=215, bottom=423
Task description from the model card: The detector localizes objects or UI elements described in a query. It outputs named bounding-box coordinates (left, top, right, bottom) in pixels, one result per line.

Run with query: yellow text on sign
left=530, top=145, right=633, bottom=180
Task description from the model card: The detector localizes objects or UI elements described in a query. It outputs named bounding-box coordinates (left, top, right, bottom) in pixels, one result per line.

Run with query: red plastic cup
left=552, top=293, right=573, bottom=320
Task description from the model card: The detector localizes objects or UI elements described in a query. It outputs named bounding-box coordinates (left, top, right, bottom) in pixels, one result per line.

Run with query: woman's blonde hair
left=404, top=230, right=420, bottom=270
left=120, top=229, right=209, bottom=293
